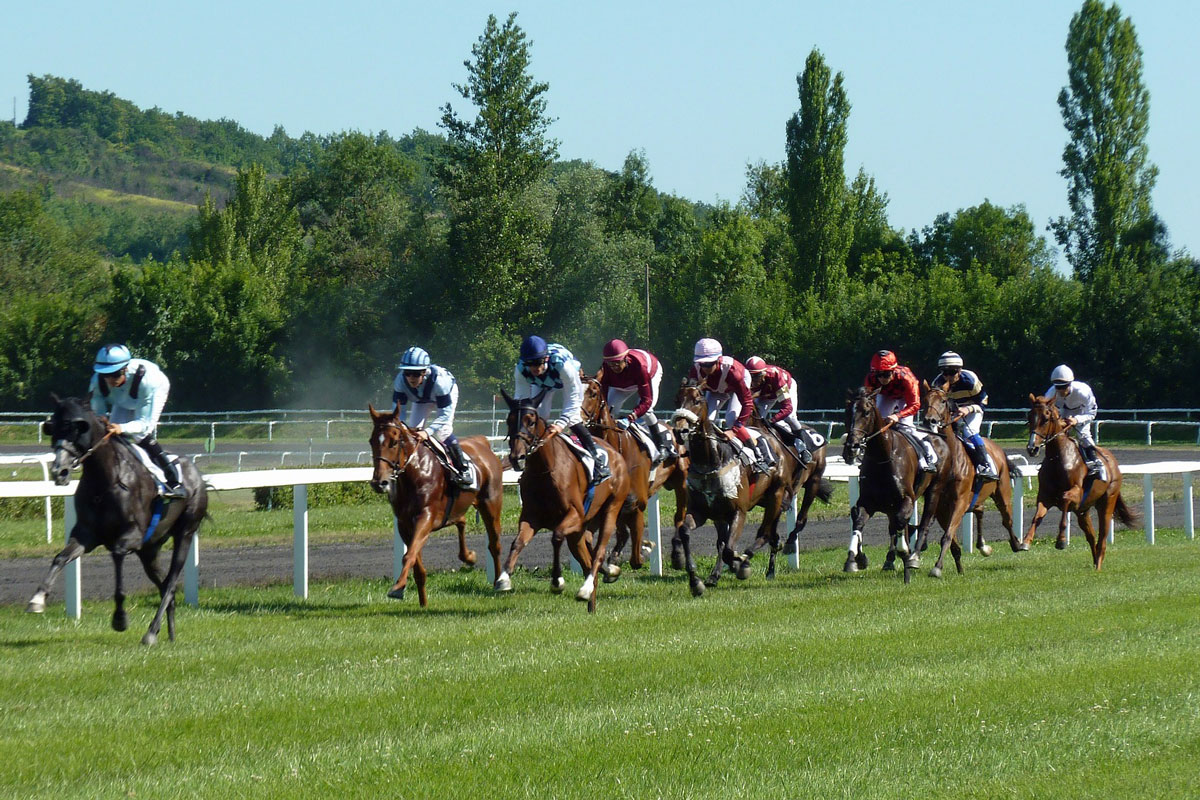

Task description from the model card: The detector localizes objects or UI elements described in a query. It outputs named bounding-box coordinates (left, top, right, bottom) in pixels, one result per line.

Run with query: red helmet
left=745, top=356, right=767, bottom=373
left=602, top=339, right=630, bottom=362
left=870, top=350, right=898, bottom=372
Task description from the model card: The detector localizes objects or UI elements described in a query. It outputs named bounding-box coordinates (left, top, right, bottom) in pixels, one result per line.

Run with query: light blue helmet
left=398, top=346, right=431, bottom=373
left=94, top=344, right=131, bottom=374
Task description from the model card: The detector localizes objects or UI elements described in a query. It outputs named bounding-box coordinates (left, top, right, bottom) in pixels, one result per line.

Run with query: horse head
left=921, top=382, right=957, bottom=435
left=671, top=380, right=705, bottom=449
left=1026, top=393, right=1065, bottom=457
left=843, top=387, right=881, bottom=466
left=580, top=376, right=613, bottom=428
left=368, top=403, right=420, bottom=493
left=501, top=387, right=549, bottom=472
left=44, top=395, right=106, bottom=485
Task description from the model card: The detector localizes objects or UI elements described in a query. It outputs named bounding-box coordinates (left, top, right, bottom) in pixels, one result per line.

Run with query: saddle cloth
left=896, top=426, right=939, bottom=472
left=560, top=433, right=609, bottom=484
left=424, top=437, right=481, bottom=492
left=798, top=425, right=826, bottom=450
left=124, top=442, right=180, bottom=496
left=620, top=419, right=675, bottom=464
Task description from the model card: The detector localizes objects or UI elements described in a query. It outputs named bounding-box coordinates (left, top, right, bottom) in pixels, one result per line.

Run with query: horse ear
left=368, top=403, right=377, bottom=417
left=532, top=387, right=550, bottom=408
left=49, top=392, right=61, bottom=405
left=1028, top=393, right=1037, bottom=404
left=500, top=388, right=516, bottom=410
left=921, top=379, right=930, bottom=392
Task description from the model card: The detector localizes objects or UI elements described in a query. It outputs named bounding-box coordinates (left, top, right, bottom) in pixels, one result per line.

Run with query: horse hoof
left=689, top=578, right=705, bottom=598
left=670, top=549, right=686, bottom=571
left=494, top=573, right=512, bottom=593
left=843, top=557, right=859, bottom=573
left=1055, top=539, right=1068, bottom=550
left=141, top=631, right=158, bottom=647
left=736, top=557, right=752, bottom=581
left=550, top=577, right=565, bottom=594
left=881, top=559, right=896, bottom=572
left=703, top=577, right=719, bottom=589
left=387, top=586, right=406, bottom=600
left=765, top=567, right=776, bottom=581
left=25, top=601, right=44, bottom=614
left=602, top=564, right=621, bottom=584
left=904, top=555, right=920, bottom=570
left=979, top=544, right=993, bottom=558
left=929, top=566, right=942, bottom=579
left=460, top=550, right=478, bottom=568
left=112, top=612, right=128, bottom=632
left=855, top=551, right=869, bottom=570
left=903, top=567, right=913, bottom=586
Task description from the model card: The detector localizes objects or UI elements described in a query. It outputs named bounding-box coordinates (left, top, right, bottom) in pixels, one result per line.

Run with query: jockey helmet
left=870, top=350, right=898, bottom=373
left=693, top=338, right=722, bottom=364
left=938, top=351, right=963, bottom=370
left=602, top=339, right=630, bottom=363
left=398, top=346, right=431, bottom=373
left=94, top=344, right=132, bottom=374
left=520, top=335, right=549, bottom=363
left=745, top=356, right=768, bottom=373
left=1051, top=364, right=1074, bottom=386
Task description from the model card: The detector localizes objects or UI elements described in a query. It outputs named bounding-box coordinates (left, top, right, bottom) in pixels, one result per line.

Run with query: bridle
left=51, top=422, right=116, bottom=471
left=373, top=421, right=421, bottom=479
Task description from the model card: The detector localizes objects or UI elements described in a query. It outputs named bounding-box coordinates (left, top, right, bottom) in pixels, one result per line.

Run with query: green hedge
left=252, top=481, right=379, bottom=511
left=0, top=496, right=66, bottom=520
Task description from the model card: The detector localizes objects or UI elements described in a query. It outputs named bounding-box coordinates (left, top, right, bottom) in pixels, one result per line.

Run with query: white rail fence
left=3, top=456, right=1197, bottom=620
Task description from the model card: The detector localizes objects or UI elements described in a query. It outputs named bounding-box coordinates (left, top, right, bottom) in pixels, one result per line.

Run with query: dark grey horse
left=26, top=395, right=208, bottom=645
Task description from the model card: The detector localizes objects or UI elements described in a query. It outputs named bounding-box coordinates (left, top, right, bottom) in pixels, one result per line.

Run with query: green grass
left=1, top=531, right=1198, bottom=799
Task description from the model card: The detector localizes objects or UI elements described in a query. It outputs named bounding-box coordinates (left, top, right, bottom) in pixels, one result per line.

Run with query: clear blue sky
left=3, top=0, right=1196, bottom=260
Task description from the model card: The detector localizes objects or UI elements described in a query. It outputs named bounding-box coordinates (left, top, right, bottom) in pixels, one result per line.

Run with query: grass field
left=2, top=531, right=1198, bottom=799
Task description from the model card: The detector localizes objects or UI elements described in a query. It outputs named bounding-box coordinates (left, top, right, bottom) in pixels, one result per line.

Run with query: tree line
left=1, top=2, right=1196, bottom=413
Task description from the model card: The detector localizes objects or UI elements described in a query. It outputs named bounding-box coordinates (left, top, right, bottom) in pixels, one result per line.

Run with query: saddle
left=424, top=438, right=480, bottom=492
left=560, top=433, right=610, bottom=485
left=122, top=440, right=183, bottom=498
left=619, top=419, right=673, bottom=465
left=895, top=425, right=939, bottom=473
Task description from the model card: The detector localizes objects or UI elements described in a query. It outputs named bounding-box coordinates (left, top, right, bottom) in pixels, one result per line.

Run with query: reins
left=56, top=426, right=117, bottom=470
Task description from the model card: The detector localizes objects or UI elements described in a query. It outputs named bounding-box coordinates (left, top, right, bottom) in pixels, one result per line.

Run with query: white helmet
left=693, top=338, right=722, bottom=364
left=938, top=351, right=963, bottom=369
left=1050, top=364, right=1074, bottom=385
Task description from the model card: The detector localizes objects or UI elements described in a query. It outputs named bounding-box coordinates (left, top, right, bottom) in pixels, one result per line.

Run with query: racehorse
left=26, top=395, right=207, bottom=645
left=669, top=383, right=791, bottom=595
left=843, top=386, right=950, bottom=584
left=580, top=377, right=688, bottom=581
left=368, top=404, right=504, bottom=606
left=495, top=389, right=630, bottom=612
left=920, top=384, right=1023, bottom=575
left=1024, top=394, right=1137, bottom=569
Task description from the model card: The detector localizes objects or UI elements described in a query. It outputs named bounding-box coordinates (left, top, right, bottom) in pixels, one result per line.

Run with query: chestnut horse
left=27, top=395, right=207, bottom=646
left=495, top=389, right=630, bottom=613
left=669, top=384, right=791, bottom=595
left=920, top=384, right=1023, bottom=576
left=580, top=377, right=688, bottom=581
left=368, top=404, right=504, bottom=606
left=843, top=387, right=952, bottom=584
left=1024, top=394, right=1137, bottom=569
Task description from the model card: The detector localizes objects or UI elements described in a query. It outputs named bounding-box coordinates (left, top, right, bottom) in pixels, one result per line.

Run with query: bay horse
left=669, top=383, right=791, bottom=595
left=920, top=384, right=1023, bottom=575
left=26, top=395, right=207, bottom=646
left=368, top=404, right=504, bottom=606
left=495, top=389, right=630, bottom=613
left=580, top=377, right=688, bottom=581
left=843, top=387, right=952, bottom=584
left=1024, top=394, right=1137, bottom=569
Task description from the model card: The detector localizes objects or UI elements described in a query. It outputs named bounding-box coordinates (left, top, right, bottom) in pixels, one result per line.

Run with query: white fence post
left=647, top=492, right=663, bottom=577
left=1184, top=472, right=1194, bottom=541
left=1144, top=473, right=1155, bottom=544
left=185, top=536, right=199, bottom=607
left=293, top=484, right=308, bottom=598
left=788, top=495, right=800, bottom=569
left=848, top=476, right=859, bottom=541
left=1013, top=472, right=1024, bottom=541
left=962, top=511, right=974, bottom=554
left=64, top=500, right=80, bottom=620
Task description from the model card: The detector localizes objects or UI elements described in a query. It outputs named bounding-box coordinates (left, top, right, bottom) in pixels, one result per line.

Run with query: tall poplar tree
left=785, top=49, right=853, bottom=296
left=1052, top=0, right=1158, bottom=281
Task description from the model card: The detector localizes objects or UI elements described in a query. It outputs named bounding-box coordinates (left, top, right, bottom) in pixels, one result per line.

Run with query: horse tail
left=815, top=476, right=835, bottom=504
left=1005, top=456, right=1024, bottom=478
left=1114, top=493, right=1140, bottom=529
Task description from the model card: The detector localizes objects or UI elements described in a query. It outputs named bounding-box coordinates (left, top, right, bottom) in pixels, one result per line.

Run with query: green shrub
left=252, top=481, right=379, bottom=511
left=0, top=496, right=65, bottom=520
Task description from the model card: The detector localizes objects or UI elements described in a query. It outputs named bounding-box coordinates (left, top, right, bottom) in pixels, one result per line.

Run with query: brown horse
left=921, top=384, right=1023, bottom=574
left=495, top=389, right=630, bottom=612
left=1024, top=394, right=1138, bottom=569
left=580, top=377, right=688, bottom=581
left=843, top=386, right=954, bottom=584
left=669, top=383, right=791, bottom=595
left=368, top=404, right=504, bottom=606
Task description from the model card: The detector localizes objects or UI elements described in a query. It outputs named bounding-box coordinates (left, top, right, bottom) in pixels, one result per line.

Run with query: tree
left=785, top=49, right=853, bottom=296
left=911, top=201, right=1055, bottom=280
left=1052, top=0, right=1158, bottom=280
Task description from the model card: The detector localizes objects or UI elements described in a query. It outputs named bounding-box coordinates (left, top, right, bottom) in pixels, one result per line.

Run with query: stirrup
left=162, top=482, right=187, bottom=499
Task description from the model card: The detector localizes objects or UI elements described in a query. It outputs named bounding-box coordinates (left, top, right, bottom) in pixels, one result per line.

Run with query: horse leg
left=583, top=504, right=621, bottom=613
left=111, top=550, right=130, bottom=632
left=786, top=481, right=818, bottom=552
left=455, top=520, right=477, bottom=568
left=136, top=546, right=170, bottom=638
left=1056, top=508, right=1070, bottom=550
left=678, top=514, right=705, bottom=597
left=475, top=493, right=505, bottom=591
left=27, top=530, right=96, bottom=613
left=705, top=518, right=732, bottom=588
left=669, top=482, right=688, bottom=571
left=390, top=513, right=433, bottom=603
left=991, top=479, right=1022, bottom=553
left=556, top=510, right=585, bottom=595
left=413, top=554, right=429, bottom=606
left=497, top=518, right=539, bottom=593
left=1024, top=501, right=1050, bottom=548
left=628, top=504, right=647, bottom=571
left=142, top=531, right=192, bottom=646
left=846, top=504, right=872, bottom=572
left=550, top=532, right=565, bottom=594
left=1078, top=508, right=1103, bottom=571
left=603, top=515, right=631, bottom=584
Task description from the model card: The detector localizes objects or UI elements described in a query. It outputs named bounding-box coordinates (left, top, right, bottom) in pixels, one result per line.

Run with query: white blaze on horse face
left=378, top=433, right=385, bottom=445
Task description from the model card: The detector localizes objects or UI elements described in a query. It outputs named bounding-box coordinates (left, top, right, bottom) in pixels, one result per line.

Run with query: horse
left=495, top=389, right=630, bottom=612
left=668, top=382, right=792, bottom=595
left=921, top=383, right=1024, bottom=572
left=26, top=395, right=207, bottom=645
left=580, top=377, right=688, bottom=581
left=843, top=386, right=953, bottom=584
left=1023, top=394, right=1138, bottom=569
left=367, top=404, right=505, bottom=606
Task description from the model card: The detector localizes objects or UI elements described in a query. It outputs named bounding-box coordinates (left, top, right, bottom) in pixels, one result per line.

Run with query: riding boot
left=140, top=436, right=186, bottom=499
left=649, top=422, right=675, bottom=462
left=444, top=437, right=474, bottom=488
left=754, top=436, right=776, bottom=474
left=1081, top=444, right=1105, bottom=478
left=790, top=431, right=813, bottom=467
left=571, top=423, right=610, bottom=484
left=967, top=437, right=997, bottom=481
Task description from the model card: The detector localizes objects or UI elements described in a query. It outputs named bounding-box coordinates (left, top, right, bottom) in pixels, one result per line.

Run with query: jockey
left=686, top=338, right=775, bottom=474
left=598, top=338, right=675, bottom=461
left=514, top=335, right=610, bottom=483
left=392, top=346, right=472, bottom=487
left=931, top=351, right=997, bottom=480
left=863, top=349, right=935, bottom=473
left=1042, top=364, right=1104, bottom=477
left=746, top=356, right=812, bottom=467
left=87, top=344, right=185, bottom=498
